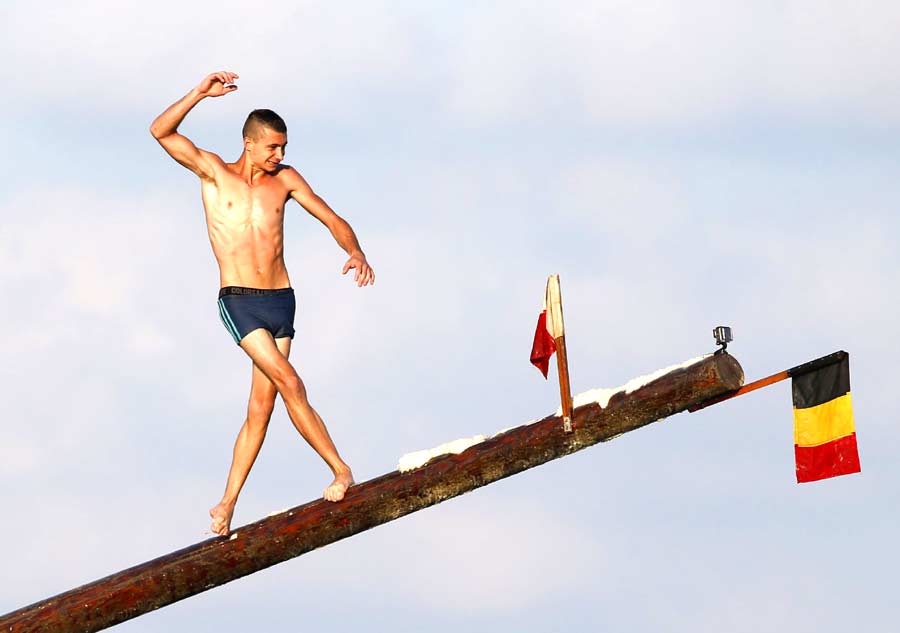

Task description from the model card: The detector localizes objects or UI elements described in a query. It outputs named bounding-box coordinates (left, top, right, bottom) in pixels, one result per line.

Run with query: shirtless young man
left=150, top=71, right=373, bottom=536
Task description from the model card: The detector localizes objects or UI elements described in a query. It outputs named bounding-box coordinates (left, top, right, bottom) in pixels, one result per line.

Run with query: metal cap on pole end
left=713, top=326, right=733, bottom=353
left=563, top=416, right=572, bottom=433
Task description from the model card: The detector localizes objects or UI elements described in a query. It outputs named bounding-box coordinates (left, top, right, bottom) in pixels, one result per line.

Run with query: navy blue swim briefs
left=217, top=286, right=296, bottom=344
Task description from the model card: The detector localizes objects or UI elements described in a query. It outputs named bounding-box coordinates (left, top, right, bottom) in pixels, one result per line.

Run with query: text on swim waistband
left=218, top=286, right=294, bottom=298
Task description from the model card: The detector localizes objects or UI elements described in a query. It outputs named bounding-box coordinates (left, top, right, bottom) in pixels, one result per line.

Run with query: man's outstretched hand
left=342, top=252, right=375, bottom=287
left=196, top=71, right=239, bottom=98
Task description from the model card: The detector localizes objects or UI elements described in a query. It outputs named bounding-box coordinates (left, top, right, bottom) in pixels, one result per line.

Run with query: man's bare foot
left=209, top=501, right=235, bottom=536
left=324, top=470, right=354, bottom=502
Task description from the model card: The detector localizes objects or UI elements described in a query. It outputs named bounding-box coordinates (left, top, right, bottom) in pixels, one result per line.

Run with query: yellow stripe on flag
left=793, top=393, right=855, bottom=447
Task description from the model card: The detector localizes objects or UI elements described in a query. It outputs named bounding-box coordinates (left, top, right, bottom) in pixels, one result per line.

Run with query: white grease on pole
left=556, top=354, right=711, bottom=415
left=398, top=435, right=487, bottom=472
left=397, top=355, right=711, bottom=473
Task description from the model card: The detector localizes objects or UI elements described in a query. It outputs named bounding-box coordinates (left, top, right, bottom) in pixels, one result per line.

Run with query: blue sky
left=2, top=2, right=898, bottom=631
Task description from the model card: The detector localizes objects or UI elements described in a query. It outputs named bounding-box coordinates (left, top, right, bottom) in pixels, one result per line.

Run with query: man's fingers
left=213, top=71, right=238, bottom=88
left=341, top=257, right=374, bottom=286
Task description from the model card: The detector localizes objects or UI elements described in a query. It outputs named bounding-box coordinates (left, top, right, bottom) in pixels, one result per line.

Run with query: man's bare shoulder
left=276, top=165, right=311, bottom=191
left=275, top=164, right=301, bottom=180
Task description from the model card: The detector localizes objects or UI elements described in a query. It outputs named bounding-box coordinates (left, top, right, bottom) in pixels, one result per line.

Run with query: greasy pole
left=1, top=352, right=743, bottom=633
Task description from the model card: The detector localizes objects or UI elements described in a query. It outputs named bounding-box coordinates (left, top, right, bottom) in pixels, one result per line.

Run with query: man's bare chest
left=205, top=175, right=289, bottom=225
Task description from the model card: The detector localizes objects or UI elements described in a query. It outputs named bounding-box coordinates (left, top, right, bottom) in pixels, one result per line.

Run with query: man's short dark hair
left=242, top=109, right=287, bottom=140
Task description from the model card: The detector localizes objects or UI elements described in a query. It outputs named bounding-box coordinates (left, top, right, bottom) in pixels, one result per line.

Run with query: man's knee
left=248, top=394, right=276, bottom=424
left=275, top=369, right=307, bottom=403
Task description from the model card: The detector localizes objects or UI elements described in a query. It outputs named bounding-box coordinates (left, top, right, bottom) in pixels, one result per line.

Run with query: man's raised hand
left=196, top=71, right=239, bottom=98
left=342, top=252, right=375, bottom=287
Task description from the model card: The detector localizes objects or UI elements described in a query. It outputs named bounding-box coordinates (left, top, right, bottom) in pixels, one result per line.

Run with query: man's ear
left=243, top=137, right=253, bottom=152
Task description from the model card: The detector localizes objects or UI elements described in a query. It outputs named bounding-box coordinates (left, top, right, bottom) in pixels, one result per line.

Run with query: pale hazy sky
left=2, top=2, right=898, bottom=631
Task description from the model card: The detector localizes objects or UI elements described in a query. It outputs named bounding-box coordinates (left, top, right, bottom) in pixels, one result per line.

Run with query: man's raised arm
left=150, top=71, right=239, bottom=179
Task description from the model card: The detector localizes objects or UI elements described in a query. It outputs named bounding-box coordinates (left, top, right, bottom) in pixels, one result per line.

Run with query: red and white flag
left=530, top=274, right=565, bottom=378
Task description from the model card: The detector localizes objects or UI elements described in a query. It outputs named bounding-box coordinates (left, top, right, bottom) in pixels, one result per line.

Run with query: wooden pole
left=1, top=353, right=744, bottom=633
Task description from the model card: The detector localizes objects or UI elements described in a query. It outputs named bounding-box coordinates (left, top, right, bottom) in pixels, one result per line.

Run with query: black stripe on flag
left=790, top=353, right=850, bottom=410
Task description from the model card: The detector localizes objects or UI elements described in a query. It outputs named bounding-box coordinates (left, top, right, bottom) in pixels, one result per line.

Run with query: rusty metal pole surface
left=1, top=353, right=743, bottom=633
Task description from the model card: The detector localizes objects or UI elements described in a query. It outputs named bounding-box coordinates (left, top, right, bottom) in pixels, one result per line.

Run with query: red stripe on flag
left=530, top=310, right=556, bottom=378
left=795, top=433, right=861, bottom=483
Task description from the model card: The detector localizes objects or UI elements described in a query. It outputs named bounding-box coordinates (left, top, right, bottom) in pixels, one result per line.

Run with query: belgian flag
left=791, top=352, right=861, bottom=483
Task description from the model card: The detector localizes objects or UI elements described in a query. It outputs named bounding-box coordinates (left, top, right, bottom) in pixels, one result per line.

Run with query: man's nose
left=275, top=148, right=284, bottom=160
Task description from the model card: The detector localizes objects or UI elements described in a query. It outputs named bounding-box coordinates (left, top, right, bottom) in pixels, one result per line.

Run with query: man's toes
left=324, top=485, right=345, bottom=502
left=211, top=517, right=228, bottom=535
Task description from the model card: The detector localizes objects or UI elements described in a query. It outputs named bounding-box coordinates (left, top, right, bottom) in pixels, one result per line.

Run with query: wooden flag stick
left=555, top=334, right=574, bottom=432
left=688, top=368, right=788, bottom=412
left=547, top=274, right=574, bottom=432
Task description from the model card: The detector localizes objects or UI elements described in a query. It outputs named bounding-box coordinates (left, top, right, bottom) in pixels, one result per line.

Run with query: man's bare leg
left=303, top=406, right=354, bottom=501
left=209, top=337, right=288, bottom=536
left=238, top=329, right=354, bottom=503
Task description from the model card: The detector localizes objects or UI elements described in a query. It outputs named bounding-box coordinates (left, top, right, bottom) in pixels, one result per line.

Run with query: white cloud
left=714, top=209, right=898, bottom=338
left=0, top=434, right=40, bottom=476
left=557, top=158, right=686, bottom=244
left=0, top=186, right=206, bottom=474
left=1, top=1, right=422, bottom=118
left=279, top=494, right=606, bottom=612
left=445, top=1, right=900, bottom=126
left=6, top=1, right=900, bottom=128
left=1, top=187, right=182, bottom=320
left=0, top=480, right=218, bottom=603
left=126, top=321, right=176, bottom=357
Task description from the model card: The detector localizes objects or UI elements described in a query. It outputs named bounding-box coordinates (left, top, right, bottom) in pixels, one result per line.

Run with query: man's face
left=245, top=127, right=288, bottom=173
